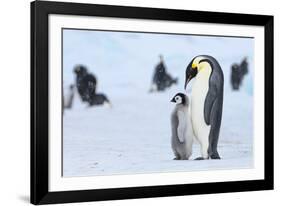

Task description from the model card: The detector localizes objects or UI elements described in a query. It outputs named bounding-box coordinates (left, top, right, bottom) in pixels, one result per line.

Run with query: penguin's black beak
left=184, top=62, right=198, bottom=89
left=184, top=76, right=192, bottom=89
left=170, top=98, right=176, bottom=103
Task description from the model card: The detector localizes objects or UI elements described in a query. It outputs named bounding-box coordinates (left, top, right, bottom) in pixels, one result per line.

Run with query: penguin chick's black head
left=171, top=93, right=188, bottom=105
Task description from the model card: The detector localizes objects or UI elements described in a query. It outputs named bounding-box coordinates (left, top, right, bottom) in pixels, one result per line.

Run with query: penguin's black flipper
left=204, top=83, right=217, bottom=125
left=207, top=97, right=223, bottom=159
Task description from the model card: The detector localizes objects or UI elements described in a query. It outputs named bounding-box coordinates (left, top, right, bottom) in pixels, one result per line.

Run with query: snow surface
left=63, top=29, right=254, bottom=177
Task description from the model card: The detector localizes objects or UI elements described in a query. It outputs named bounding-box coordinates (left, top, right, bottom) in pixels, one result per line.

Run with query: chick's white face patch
left=175, top=96, right=182, bottom=104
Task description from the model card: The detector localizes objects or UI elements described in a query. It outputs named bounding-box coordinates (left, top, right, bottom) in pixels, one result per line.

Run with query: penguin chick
left=170, top=93, right=194, bottom=160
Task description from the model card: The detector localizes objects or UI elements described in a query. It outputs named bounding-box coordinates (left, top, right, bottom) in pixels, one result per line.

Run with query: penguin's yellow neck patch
left=192, top=57, right=203, bottom=68
left=192, top=62, right=197, bottom=69
left=198, top=62, right=210, bottom=72
left=192, top=57, right=211, bottom=73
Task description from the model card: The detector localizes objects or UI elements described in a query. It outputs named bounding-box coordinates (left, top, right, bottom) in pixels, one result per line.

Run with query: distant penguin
left=170, top=93, right=194, bottom=160
left=89, top=93, right=111, bottom=107
left=231, top=63, right=241, bottom=90
left=185, top=55, right=224, bottom=160
left=150, top=55, right=178, bottom=92
left=64, top=84, right=75, bottom=109
left=240, top=57, right=249, bottom=77
left=74, top=65, right=97, bottom=103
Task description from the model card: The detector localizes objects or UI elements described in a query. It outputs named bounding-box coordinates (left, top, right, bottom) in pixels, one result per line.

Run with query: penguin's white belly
left=191, top=68, right=211, bottom=142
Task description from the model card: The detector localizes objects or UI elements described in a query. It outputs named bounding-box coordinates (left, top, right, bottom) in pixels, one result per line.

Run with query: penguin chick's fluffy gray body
left=170, top=93, right=194, bottom=160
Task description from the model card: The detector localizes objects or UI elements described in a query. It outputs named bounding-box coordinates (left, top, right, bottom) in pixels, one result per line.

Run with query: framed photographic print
left=31, top=0, right=274, bottom=204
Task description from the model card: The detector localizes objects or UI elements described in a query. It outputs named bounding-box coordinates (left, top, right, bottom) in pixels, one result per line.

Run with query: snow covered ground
left=62, top=29, right=254, bottom=177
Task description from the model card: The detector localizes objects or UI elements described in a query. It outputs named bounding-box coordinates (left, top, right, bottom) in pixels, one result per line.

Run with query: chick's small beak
left=170, top=98, right=176, bottom=103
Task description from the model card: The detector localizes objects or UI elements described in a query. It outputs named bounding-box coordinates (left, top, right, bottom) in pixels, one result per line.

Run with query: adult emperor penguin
left=170, top=93, right=194, bottom=160
left=184, top=55, right=224, bottom=160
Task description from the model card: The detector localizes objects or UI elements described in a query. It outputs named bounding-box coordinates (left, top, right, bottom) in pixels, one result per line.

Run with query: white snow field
left=62, top=29, right=254, bottom=177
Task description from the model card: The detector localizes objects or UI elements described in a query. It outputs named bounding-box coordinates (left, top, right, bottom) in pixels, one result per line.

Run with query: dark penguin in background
left=185, top=55, right=224, bottom=160
left=230, top=57, right=249, bottom=90
left=231, top=63, right=241, bottom=90
left=240, top=57, right=249, bottom=77
left=150, top=55, right=178, bottom=92
left=74, top=65, right=97, bottom=103
left=89, top=93, right=111, bottom=106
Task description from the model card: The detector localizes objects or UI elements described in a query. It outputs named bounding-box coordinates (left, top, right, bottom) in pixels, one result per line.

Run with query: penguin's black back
left=201, top=55, right=224, bottom=159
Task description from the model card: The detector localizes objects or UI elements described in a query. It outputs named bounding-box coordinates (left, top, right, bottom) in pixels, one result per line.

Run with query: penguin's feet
left=210, top=154, right=221, bottom=159
left=173, top=157, right=180, bottom=160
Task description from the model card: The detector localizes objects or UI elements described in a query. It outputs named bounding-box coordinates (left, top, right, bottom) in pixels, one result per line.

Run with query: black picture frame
left=31, top=0, right=274, bottom=204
